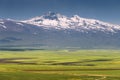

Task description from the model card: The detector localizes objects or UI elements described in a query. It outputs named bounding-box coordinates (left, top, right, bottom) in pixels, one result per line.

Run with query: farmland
left=0, top=50, right=120, bottom=80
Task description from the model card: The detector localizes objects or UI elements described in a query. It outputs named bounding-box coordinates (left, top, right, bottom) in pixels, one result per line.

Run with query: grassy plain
left=0, top=50, right=120, bottom=80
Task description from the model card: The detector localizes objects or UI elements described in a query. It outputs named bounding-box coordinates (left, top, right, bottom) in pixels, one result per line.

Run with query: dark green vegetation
left=0, top=50, right=120, bottom=80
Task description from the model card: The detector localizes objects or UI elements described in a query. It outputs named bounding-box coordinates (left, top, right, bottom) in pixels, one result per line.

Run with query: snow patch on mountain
left=0, top=20, right=7, bottom=29
left=16, top=22, right=24, bottom=26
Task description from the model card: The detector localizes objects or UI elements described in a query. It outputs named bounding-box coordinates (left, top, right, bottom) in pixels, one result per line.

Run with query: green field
left=0, top=50, right=120, bottom=80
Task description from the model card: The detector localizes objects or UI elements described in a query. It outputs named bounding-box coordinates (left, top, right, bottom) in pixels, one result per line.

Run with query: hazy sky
left=0, top=0, right=120, bottom=24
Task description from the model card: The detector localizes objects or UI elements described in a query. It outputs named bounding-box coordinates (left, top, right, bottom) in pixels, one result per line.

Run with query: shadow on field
left=51, top=62, right=96, bottom=66
left=46, top=59, right=113, bottom=66
left=0, top=57, right=113, bottom=66
left=0, top=58, right=37, bottom=65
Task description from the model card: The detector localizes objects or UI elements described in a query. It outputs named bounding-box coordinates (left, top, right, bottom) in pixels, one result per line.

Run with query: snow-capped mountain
left=22, top=12, right=120, bottom=33
left=1, top=12, right=120, bottom=49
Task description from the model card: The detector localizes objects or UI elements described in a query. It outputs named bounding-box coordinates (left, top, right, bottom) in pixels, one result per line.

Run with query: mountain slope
left=0, top=12, right=120, bottom=49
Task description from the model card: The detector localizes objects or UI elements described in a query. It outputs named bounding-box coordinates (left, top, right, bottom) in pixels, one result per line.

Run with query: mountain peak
left=46, top=11, right=57, bottom=16
left=42, top=12, right=65, bottom=20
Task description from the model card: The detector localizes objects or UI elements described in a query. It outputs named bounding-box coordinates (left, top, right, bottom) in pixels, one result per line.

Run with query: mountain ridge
left=0, top=12, right=120, bottom=49
left=22, top=12, right=120, bottom=33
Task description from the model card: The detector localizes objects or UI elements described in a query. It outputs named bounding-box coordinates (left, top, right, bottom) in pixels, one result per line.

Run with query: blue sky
left=0, top=0, right=120, bottom=24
